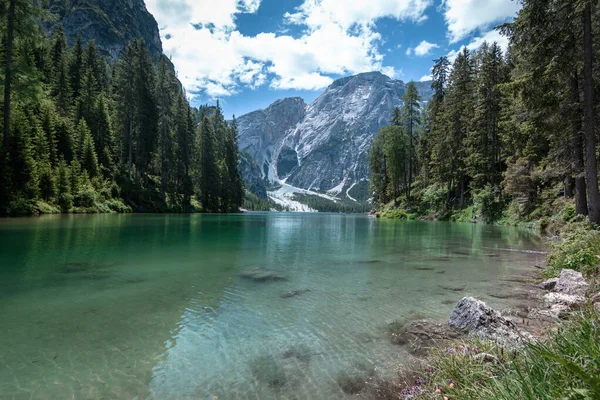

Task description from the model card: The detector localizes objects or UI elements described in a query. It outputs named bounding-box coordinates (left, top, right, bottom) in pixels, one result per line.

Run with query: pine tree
left=51, top=24, right=67, bottom=78
left=114, top=43, right=137, bottom=179
left=401, top=81, right=421, bottom=205
left=445, top=48, right=475, bottom=207
left=132, top=40, right=157, bottom=184
left=92, top=94, right=114, bottom=174
left=369, top=128, right=389, bottom=204
left=81, top=127, right=99, bottom=178
left=69, top=34, right=84, bottom=100
left=156, top=55, right=174, bottom=204
left=56, top=158, right=72, bottom=211
left=227, top=116, right=244, bottom=211
left=10, top=108, right=39, bottom=199
left=465, top=42, right=507, bottom=188
left=197, top=116, right=220, bottom=212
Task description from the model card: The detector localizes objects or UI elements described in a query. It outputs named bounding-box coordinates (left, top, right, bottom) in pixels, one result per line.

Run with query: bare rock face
left=449, top=297, right=532, bottom=345
left=237, top=72, right=433, bottom=201
left=554, top=269, right=589, bottom=296
left=45, top=0, right=163, bottom=60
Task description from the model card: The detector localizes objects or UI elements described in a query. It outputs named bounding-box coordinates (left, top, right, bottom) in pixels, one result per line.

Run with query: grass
left=367, top=310, right=600, bottom=400
left=546, top=222, right=600, bottom=278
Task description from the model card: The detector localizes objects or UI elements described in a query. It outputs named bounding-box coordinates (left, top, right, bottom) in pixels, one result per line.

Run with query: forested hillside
left=371, top=0, right=600, bottom=227
left=0, top=1, right=243, bottom=216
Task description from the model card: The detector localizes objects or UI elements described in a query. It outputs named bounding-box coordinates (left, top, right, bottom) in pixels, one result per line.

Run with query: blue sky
left=145, top=0, right=520, bottom=118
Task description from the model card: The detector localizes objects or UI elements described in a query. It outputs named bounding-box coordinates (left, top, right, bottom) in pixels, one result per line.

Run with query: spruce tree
left=197, top=116, right=220, bottom=212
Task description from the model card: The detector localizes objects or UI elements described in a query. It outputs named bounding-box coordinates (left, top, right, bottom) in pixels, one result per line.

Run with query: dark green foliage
left=197, top=116, right=220, bottom=212
left=0, top=8, right=244, bottom=216
left=369, top=82, right=422, bottom=207
left=375, top=1, right=600, bottom=226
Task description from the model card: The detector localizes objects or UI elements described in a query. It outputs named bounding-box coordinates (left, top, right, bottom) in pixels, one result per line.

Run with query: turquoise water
left=0, top=213, right=544, bottom=399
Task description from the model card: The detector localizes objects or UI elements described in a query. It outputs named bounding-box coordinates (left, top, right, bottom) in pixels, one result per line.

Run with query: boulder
left=554, top=269, right=589, bottom=296
left=538, top=278, right=558, bottom=291
left=449, top=297, right=532, bottom=345
left=543, top=292, right=585, bottom=307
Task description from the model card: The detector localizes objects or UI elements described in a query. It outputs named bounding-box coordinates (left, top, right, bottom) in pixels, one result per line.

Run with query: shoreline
left=351, top=263, right=599, bottom=399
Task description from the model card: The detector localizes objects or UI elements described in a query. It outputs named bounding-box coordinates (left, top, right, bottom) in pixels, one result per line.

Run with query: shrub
left=74, top=186, right=97, bottom=208
left=562, top=203, right=576, bottom=223
left=57, top=192, right=73, bottom=212
left=8, top=199, right=38, bottom=217
left=472, top=185, right=505, bottom=223
left=382, top=209, right=408, bottom=220
left=547, top=222, right=600, bottom=277
left=422, top=183, right=447, bottom=212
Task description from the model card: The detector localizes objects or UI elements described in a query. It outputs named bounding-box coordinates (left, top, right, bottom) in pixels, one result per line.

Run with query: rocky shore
left=357, top=268, right=600, bottom=399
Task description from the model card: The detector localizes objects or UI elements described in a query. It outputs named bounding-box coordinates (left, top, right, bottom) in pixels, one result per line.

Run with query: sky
left=145, top=0, right=520, bottom=118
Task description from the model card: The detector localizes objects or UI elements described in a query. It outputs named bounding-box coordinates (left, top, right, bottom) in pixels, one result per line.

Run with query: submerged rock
left=239, top=268, right=287, bottom=282
left=280, top=289, right=310, bottom=299
left=554, top=269, right=589, bottom=296
left=388, top=319, right=462, bottom=356
left=439, top=285, right=466, bottom=292
left=448, top=297, right=532, bottom=345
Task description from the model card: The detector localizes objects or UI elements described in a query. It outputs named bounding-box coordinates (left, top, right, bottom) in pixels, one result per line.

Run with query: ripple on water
left=0, top=214, right=546, bottom=400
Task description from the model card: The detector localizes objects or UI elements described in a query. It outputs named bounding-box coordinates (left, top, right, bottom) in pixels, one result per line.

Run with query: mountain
left=44, top=0, right=162, bottom=59
left=237, top=72, right=433, bottom=204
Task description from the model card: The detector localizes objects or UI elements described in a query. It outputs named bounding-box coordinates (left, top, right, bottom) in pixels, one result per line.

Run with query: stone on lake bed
left=439, top=285, right=466, bottom=292
left=280, top=289, right=311, bottom=298
left=239, top=268, right=287, bottom=282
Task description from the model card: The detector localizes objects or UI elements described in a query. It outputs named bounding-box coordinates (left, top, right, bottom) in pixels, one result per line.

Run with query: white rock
left=554, top=269, right=589, bottom=296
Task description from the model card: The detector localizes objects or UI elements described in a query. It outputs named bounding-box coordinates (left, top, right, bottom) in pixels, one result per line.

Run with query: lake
left=0, top=213, right=544, bottom=399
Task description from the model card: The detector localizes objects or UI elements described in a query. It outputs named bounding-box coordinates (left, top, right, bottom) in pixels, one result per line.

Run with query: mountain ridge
left=237, top=72, right=433, bottom=204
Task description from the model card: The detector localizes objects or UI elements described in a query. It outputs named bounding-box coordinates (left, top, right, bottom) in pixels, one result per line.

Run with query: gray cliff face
left=238, top=72, right=433, bottom=200
left=46, top=0, right=163, bottom=60
left=239, top=151, right=268, bottom=199
left=237, top=97, right=307, bottom=180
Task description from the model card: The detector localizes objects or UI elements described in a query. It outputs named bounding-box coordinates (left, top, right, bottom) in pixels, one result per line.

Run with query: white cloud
left=446, top=28, right=510, bottom=63
left=413, top=40, right=439, bottom=56
left=285, top=0, right=432, bottom=30
left=146, top=0, right=432, bottom=98
left=419, top=74, right=432, bottom=82
left=443, top=0, right=521, bottom=43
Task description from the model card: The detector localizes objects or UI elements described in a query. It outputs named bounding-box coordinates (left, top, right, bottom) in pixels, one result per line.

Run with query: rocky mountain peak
left=238, top=72, right=433, bottom=203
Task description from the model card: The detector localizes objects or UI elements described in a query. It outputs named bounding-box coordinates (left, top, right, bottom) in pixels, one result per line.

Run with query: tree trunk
left=583, top=3, right=600, bottom=224
left=3, top=0, right=15, bottom=151
left=570, top=75, right=588, bottom=216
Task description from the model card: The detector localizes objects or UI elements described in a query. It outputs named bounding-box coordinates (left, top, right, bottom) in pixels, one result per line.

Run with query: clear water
left=0, top=213, right=545, bottom=400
